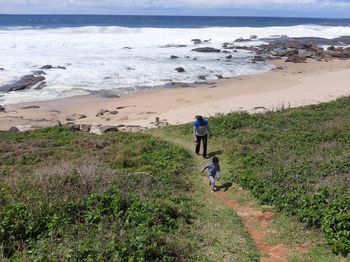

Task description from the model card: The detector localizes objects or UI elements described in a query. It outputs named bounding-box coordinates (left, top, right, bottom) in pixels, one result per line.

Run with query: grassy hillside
left=0, top=129, right=194, bottom=260
left=0, top=128, right=258, bottom=261
left=160, top=97, right=350, bottom=258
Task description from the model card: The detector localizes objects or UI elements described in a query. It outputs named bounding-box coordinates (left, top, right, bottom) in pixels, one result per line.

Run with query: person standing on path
left=193, top=115, right=211, bottom=158
left=202, top=157, right=221, bottom=192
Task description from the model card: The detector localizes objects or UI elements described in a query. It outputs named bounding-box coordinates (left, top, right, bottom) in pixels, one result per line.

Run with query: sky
left=1, top=0, right=350, bottom=18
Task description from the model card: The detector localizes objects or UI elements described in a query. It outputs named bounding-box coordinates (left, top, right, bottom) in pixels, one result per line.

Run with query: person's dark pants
left=195, top=134, right=208, bottom=157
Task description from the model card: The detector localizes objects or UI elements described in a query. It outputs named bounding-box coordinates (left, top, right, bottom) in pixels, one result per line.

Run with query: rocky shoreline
left=1, top=35, right=350, bottom=134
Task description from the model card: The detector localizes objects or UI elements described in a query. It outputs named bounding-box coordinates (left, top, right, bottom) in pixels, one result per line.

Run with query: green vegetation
left=163, top=97, right=350, bottom=257
left=2, top=96, right=350, bottom=260
left=0, top=128, right=193, bottom=261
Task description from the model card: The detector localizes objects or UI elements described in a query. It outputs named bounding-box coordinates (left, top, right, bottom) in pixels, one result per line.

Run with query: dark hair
left=195, top=115, right=203, bottom=122
left=212, top=157, right=219, bottom=163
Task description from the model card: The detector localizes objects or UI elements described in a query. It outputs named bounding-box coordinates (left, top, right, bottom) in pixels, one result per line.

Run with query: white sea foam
left=1, top=24, right=350, bottom=105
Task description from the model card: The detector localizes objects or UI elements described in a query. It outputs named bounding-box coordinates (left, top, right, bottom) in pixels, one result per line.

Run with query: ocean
left=1, top=15, right=350, bottom=105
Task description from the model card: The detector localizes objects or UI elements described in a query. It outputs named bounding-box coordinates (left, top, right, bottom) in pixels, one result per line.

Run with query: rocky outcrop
left=0, top=75, right=46, bottom=92
left=0, top=105, right=5, bottom=112
left=192, top=47, right=221, bottom=53
left=65, top=113, right=87, bottom=121
left=285, top=55, right=306, bottom=63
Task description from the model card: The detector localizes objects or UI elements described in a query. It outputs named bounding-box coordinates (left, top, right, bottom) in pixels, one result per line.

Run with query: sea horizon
left=1, top=14, right=350, bottom=105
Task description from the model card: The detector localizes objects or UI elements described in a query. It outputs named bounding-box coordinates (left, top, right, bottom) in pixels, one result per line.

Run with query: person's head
left=195, top=115, right=203, bottom=122
left=212, top=157, right=219, bottom=164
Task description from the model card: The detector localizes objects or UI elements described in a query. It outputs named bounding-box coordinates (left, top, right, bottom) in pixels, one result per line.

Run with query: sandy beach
left=1, top=59, right=350, bottom=131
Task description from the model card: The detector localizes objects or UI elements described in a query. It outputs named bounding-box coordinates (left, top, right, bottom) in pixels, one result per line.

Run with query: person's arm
left=202, top=165, right=208, bottom=173
left=206, top=123, right=211, bottom=136
left=193, top=125, right=197, bottom=141
left=216, top=165, right=221, bottom=179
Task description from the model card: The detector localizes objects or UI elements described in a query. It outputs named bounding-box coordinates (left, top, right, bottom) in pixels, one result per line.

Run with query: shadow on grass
left=207, top=150, right=224, bottom=158
left=215, top=182, right=233, bottom=192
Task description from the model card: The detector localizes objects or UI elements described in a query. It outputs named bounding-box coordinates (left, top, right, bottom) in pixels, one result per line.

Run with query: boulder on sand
left=0, top=105, right=5, bottom=112
left=65, top=113, right=87, bottom=121
left=191, top=47, right=221, bottom=53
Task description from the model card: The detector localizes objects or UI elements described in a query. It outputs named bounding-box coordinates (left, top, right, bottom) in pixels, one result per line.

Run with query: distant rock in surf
left=170, top=55, right=179, bottom=59
left=40, top=65, right=66, bottom=70
left=175, top=67, right=185, bottom=73
left=191, top=47, right=221, bottom=53
left=191, top=39, right=202, bottom=45
left=32, top=70, right=47, bottom=76
left=160, top=44, right=187, bottom=48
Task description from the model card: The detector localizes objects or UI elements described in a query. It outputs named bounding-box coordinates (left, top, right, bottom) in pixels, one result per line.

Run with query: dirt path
left=152, top=133, right=302, bottom=262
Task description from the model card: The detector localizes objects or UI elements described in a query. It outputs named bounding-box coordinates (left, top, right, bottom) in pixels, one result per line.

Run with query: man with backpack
left=193, top=115, right=211, bottom=158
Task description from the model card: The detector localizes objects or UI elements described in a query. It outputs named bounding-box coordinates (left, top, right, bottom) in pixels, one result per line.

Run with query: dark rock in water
left=192, top=47, right=221, bottom=53
left=21, top=105, right=40, bottom=109
left=160, top=44, right=187, bottom=48
left=191, top=39, right=202, bottom=44
left=34, top=81, right=47, bottom=90
left=204, top=39, right=211, bottom=43
left=175, top=67, right=185, bottom=73
left=285, top=55, right=306, bottom=63
left=252, top=55, right=266, bottom=62
left=0, top=105, right=5, bottom=112
left=215, top=75, right=223, bottom=79
left=80, top=124, right=92, bottom=132
left=88, top=90, right=120, bottom=98
left=0, top=75, right=46, bottom=92
left=250, top=35, right=258, bottom=40
left=0, top=68, right=4, bottom=71
left=222, top=50, right=230, bottom=54
left=170, top=55, right=179, bottom=59
left=32, top=70, right=46, bottom=76
left=40, top=65, right=54, bottom=69
left=234, top=37, right=252, bottom=42
left=65, top=113, right=87, bottom=121
left=164, top=82, right=191, bottom=88
left=40, top=65, right=66, bottom=70
left=122, top=46, right=132, bottom=50
left=198, top=75, right=206, bottom=80
left=8, top=127, right=19, bottom=132
left=126, top=67, right=135, bottom=71
left=225, top=55, right=233, bottom=59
